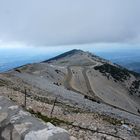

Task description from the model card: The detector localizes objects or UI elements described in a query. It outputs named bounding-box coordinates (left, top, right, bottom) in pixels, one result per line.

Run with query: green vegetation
left=94, top=63, right=130, bottom=82
left=129, top=80, right=140, bottom=96
left=28, top=109, right=73, bottom=126
left=101, top=115, right=122, bottom=125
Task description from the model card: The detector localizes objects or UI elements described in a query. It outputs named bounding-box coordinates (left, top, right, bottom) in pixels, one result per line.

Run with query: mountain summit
left=45, top=49, right=85, bottom=62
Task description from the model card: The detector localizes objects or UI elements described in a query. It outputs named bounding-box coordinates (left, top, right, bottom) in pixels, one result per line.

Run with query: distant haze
left=0, top=45, right=140, bottom=73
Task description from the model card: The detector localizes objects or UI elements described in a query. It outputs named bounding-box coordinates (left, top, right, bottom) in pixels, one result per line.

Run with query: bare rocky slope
left=0, top=49, right=140, bottom=140
left=0, top=96, right=70, bottom=140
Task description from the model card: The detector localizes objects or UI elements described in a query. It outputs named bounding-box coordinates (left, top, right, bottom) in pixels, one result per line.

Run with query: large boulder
left=0, top=96, right=70, bottom=140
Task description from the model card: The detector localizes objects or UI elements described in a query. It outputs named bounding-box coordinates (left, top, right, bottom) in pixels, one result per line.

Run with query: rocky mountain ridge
left=0, top=49, right=140, bottom=140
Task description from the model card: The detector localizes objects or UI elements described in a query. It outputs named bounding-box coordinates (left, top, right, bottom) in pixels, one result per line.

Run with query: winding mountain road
left=63, top=63, right=140, bottom=116
left=82, top=67, right=103, bottom=102
left=64, top=61, right=103, bottom=103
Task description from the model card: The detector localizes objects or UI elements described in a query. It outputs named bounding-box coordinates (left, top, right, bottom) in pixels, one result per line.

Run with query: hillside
left=0, top=96, right=70, bottom=140
left=0, top=49, right=140, bottom=140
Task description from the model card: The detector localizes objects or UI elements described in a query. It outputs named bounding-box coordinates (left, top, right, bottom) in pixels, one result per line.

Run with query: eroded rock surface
left=0, top=96, right=70, bottom=140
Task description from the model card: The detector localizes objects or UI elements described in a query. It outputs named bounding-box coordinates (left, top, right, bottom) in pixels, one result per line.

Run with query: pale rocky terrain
left=0, top=49, right=140, bottom=140
left=0, top=96, right=70, bottom=140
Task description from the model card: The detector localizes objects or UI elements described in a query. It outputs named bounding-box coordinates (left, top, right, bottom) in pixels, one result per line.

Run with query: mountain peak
left=44, top=49, right=85, bottom=62
left=62, top=49, right=84, bottom=54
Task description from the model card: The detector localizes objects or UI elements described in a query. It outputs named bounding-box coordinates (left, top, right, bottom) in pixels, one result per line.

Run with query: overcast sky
left=0, top=0, right=140, bottom=48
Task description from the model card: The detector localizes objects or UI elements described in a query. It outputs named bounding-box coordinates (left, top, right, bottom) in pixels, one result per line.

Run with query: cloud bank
left=0, top=0, right=140, bottom=46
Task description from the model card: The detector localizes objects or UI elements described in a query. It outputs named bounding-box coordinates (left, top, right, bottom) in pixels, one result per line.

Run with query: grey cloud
left=0, top=0, right=140, bottom=46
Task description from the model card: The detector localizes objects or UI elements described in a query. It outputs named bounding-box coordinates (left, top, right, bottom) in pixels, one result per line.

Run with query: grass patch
left=28, top=109, right=73, bottom=126
left=101, top=115, right=122, bottom=125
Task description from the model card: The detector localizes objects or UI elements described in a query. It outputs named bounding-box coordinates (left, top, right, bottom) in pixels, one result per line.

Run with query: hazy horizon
left=0, top=44, right=140, bottom=73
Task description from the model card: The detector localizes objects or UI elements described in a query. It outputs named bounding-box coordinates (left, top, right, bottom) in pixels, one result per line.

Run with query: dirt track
left=64, top=61, right=104, bottom=103
left=63, top=63, right=140, bottom=116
